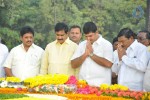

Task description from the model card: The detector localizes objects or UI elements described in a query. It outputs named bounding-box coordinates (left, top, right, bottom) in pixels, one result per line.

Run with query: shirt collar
left=128, top=39, right=137, bottom=50
left=147, top=46, right=150, bottom=52
left=95, top=34, right=103, bottom=45
left=21, top=43, right=35, bottom=49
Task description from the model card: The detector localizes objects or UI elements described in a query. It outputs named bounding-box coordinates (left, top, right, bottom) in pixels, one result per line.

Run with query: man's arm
left=4, top=67, right=14, bottom=77
left=40, top=48, right=49, bottom=75
left=71, top=52, right=87, bottom=68
left=71, top=42, right=90, bottom=68
left=87, top=40, right=113, bottom=68
left=90, top=54, right=113, bottom=68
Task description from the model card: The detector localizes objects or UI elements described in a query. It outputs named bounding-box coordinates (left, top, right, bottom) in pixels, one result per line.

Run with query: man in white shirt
left=0, top=39, right=9, bottom=77
left=3, top=26, right=44, bottom=80
left=113, top=28, right=149, bottom=91
left=111, top=37, right=119, bottom=84
left=71, top=22, right=113, bottom=86
left=137, top=30, right=150, bottom=91
left=137, top=30, right=150, bottom=50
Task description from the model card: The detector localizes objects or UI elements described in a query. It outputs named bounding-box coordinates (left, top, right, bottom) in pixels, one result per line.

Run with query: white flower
left=0, top=81, right=8, bottom=88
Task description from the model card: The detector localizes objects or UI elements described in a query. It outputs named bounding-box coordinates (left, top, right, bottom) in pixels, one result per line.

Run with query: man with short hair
left=40, top=22, right=78, bottom=76
left=113, top=28, right=149, bottom=91
left=137, top=30, right=150, bottom=51
left=69, top=25, right=82, bottom=44
left=137, top=30, right=150, bottom=91
left=3, top=26, right=44, bottom=80
left=111, top=37, right=119, bottom=84
left=71, top=22, right=113, bottom=86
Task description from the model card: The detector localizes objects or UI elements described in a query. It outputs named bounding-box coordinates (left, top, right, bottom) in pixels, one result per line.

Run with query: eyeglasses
left=137, top=37, right=148, bottom=41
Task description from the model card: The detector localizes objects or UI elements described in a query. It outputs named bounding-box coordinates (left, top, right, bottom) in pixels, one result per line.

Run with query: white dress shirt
left=143, top=48, right=150, bottom=92
left=71, top=35, right=113, bottom=86
left=113, top=40, right=149, bottom=91
left=0, top=43, right=9, bottom=77
left=143, top=61, right=150, bottom=92
left=3, top=43, right=44, bottom=80
left=112, top=50, right=120, bottom=75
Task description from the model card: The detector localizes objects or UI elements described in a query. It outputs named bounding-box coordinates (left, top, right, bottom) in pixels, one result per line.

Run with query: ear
left=130, top=36, right=134, bottom=40
left=95, top=31, right=99, bottom=36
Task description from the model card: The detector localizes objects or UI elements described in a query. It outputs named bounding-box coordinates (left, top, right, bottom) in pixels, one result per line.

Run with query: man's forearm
left=4, top=67, right=14, bottom=77
left=71, top=54, right=87, bottom=68
left=90, top=54, right=113, bottom=68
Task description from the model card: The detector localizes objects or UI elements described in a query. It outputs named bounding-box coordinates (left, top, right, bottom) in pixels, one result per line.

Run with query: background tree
left=147, top=0, right=150, bottom=31
left=0, top=0, right=147, bottom=50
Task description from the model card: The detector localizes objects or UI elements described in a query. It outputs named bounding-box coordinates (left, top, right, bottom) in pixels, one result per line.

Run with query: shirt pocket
left=30, top=54, right=39, bottom=66
left=127, top=52, right=137, bottom=58
left=13, top=55, right=23, bottom=66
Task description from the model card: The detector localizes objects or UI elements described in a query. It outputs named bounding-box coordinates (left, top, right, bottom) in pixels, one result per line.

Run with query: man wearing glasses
left=137, top=30, right=150, bottom=91
left=137, top=30, right=150, bottom=51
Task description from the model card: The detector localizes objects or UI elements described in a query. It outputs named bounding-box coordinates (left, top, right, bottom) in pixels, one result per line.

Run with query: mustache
left=57, top=39, right=63, bottom=40
left=72, top=36, right=76, bottom=38
left=27, top=41, right=32, bottom=43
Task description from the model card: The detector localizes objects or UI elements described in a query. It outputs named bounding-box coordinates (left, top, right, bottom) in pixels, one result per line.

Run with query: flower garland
left=0, top=88, right=27, bottom=94
left=142, top=92, right=150, bottom=100
left=65, top=75, right=77, bottom=85
left=1, top=75, right=150, bottom=100
left=24, top=74, right=69, bottom=88
left=100, top=84, right=128, bottom=91
left=0, top=77, right=21, bottom=82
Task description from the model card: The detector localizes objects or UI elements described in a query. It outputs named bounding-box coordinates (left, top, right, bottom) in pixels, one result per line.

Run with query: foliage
left=0, top=94, right=28, bottom=99
left=0, top=27, right=20, bottom=50
left=0, top=0, right=147, bottom=49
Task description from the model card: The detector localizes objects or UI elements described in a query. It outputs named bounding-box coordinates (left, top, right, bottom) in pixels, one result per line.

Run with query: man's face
left=118, top=35, right=133, bottom=50
left=137, top=32, right=149, bottom=46
left=56, top=30, right=68, bottom=44
left=69, top=28, right=82, bottom=44
left=85, top=32, right=98, bottom=44
left=21, top=32, right=34, bottom=47
left=113, top=41, right=119, bottom=51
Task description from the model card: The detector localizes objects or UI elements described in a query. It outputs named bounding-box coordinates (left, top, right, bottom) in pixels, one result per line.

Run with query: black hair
left=55, top=22, right=68, bottom=34
left=138, top=30, right=150, bottom=40
left=112, top=37, right=118, bottom=44
left=20, top=26, right=34, bottom=37
left=117, top=28, right=136, bottom=39
left=83, top=22, right=97, bottom=34
left=69, top=25, right=81, bottom=33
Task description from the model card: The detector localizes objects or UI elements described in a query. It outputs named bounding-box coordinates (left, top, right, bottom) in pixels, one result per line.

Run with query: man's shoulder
left=101, top=38, right=112, bottom=45
left=46, top=41, right=56, bottom=47
left=11, top=44, right=21, bottom=50
left=134, top=41, right=147, bottom=50
left=79, top=40, right=86, bottom=45
left=0, top=43, right=8, bottom=50
left=33, top=44, right=44, bottom=51
left=69, top=40, right=78, bottom=46
left=97, top=38, right=112, bottom=49
left=8, top=44, right=21, bottom=54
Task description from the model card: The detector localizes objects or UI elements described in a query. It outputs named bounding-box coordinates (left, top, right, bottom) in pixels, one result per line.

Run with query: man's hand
left=117, top=43, right=126, bottom=61
left=86, top=41, right=93, bottom=56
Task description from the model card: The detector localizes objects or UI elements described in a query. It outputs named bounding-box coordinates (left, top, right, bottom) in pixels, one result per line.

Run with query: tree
left=147, top=0, right=150, bottom=31
left=0, top=0, right=147, bottom=49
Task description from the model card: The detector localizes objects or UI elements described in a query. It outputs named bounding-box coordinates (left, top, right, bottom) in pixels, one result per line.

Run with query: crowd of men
left=0, top=22, right=150, bottom=92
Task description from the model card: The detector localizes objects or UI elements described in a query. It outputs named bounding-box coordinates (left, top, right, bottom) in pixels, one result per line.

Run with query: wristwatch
left=89, top=52, right=94, bottom=57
